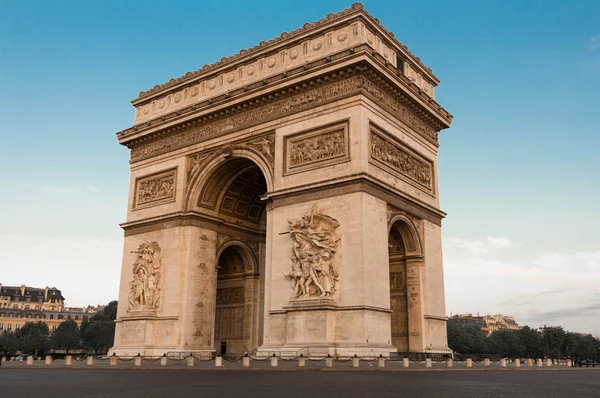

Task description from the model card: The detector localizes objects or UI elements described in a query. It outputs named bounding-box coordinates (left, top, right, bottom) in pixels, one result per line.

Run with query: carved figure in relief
left=285, top=205, right=340, bottom=298
left=371, top=133, right=432, bottom=188
left=248, top=136, right=274, bottom=159
left=290, top=130, right=345, bottom=167
left=136, top=175, right=175, bottom=205
left=128, top=241, right=163, bottom=312
left=187, top=152, right=211, bottom=181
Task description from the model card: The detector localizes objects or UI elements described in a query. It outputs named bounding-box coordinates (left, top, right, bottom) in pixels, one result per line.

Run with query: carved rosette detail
left=128, top=241, right=163, bottom=312
left=285, top=205, right=341, bottom=298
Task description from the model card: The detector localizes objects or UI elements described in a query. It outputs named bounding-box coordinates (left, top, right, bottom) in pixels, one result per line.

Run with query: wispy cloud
left=444, top=236, right=600, bottom=334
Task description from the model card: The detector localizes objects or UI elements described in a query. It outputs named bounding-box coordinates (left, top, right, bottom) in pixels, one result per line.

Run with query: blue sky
left=1, top=1, right=599, bottom=334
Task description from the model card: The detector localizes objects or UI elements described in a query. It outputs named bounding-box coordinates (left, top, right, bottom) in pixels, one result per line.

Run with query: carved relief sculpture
left=285, top=205, right=340, bottom=298
left=134, top=168, right=177, bottom=209
left=128, top=241, right=163, bottom=312
left=370, top=126, right=434, bottom=194
left=284, top=121, right=350, bottom=175
left=245, top=134, right=275, bottom=167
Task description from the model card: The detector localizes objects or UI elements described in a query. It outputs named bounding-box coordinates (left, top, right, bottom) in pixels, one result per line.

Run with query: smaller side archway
left=388, top=215, right=425, bottom=353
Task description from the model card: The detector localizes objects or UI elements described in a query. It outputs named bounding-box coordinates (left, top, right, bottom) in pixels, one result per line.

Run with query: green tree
left=15, top=321, right=50, bottom=356
left=447, top=320, right=489, bottom=354
left=84, top=321, right=115, bottom=355
left=488, top=330, right=526, bottom=358
left=0, top=330, right=18, bottom=356
left=52, top=319, right=81, bottom=354
left=79, top=317, right=90, bottom=339
left=83, top=301, right=118, bottom=355
left=541, top=326, right=567, bottom=359
left=517, top=326, right=543, bottom=358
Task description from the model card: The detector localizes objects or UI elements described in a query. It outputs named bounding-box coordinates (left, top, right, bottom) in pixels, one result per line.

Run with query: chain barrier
left=192, top=355, right=214, bottom=362
left=142, top=357, right=163, bottom=362
left=248, top=356, right=271, bottom=361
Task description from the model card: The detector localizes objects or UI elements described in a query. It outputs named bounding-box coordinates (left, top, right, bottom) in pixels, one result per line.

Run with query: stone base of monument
left=255, top=297, right=396, bottom=358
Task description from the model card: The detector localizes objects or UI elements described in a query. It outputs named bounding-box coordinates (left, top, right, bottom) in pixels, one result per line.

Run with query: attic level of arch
left=118, top=52, right=452, bottom=163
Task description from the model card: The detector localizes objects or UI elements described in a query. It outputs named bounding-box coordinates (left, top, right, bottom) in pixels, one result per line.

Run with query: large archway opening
left=195, top=156, right=268, bottom=356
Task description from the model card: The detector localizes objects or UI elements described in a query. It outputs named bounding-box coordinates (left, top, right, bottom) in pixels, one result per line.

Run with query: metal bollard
left=403, top=357, right=409, bottom=368
left=110, top=354, right=118, bottom=366
left=134, top=354, right=142, bottom=367
left=87, top=356, right=93, bottom=366
left=215, top=355, right=222, bottom=367
left=243, top=355, right=250, bottom=367
left=298, top=354, right=305, bottom=367
left=466, top=358, right=473, bottom=368
left=425, top=357, right=432, bottom=368
left=378, top=355, right=385, bottom=368
left=446, top=358, right=453, bottom=368
left=352, top=355, right=360, bottom=368
left=483, top=358, right=490, bottom=367
left=45, top=356, right=53, bottom=365
left=26, top=355, right=34, bottom=365
left=326, top=355, right=333, bottom=367
left=500, top=358, right=506, bottom=367
left=514, top=358, right=520, bottom=368
left=187, top=354, right=194, bottom=367
left=270, top=354, right=278, bottom=367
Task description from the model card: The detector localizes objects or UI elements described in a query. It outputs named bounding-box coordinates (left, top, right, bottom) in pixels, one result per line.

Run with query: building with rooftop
left=0, top=284, right=103, bottom=333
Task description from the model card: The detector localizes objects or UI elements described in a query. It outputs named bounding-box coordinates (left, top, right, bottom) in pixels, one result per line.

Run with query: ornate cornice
left=134, top=3, right=438, bottom=103
left=122, top=61, right=450, bottom=163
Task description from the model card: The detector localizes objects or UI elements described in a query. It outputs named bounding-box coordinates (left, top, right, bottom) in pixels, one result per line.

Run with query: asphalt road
left=1, top=369, right=599, bottom=397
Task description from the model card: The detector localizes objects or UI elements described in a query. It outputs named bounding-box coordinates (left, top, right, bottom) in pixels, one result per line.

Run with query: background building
left=450, top=313, right=521, bottom=335
left=0, top=284, right=103, bottom=332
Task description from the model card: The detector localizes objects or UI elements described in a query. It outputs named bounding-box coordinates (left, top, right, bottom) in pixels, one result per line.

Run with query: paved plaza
left=1, top=368, right=599, bottom=397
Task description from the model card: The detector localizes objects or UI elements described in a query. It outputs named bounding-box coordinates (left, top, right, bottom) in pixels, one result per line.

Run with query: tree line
left=0, top=301, right=117, bottom=357
left=447, top=319, right=600, bottom=361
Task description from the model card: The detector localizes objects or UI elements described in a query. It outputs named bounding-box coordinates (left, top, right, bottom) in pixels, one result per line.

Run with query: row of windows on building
left=0, top=297, right=61, bottom=304
left=0, top=323, right=65, bottom=331
left=0, top=313, right=87, bottom=321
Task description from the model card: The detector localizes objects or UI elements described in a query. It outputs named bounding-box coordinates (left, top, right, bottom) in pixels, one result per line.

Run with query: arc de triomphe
left=111, top=3, right=453, bottom=358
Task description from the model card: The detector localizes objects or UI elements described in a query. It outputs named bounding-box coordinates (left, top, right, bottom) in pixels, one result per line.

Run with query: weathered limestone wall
left=112, top=226, right=219, bottom=356
left=260, top=191, right=395, bottom=356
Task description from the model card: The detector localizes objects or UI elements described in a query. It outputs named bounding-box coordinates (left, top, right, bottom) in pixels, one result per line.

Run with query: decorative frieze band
left=370, top=125, right=434, bottom=195
left=284, top=120, right=350, bottom=175
left=133, top=168, right=177, bottom=209
left=130, top=74, right=439, bottom=162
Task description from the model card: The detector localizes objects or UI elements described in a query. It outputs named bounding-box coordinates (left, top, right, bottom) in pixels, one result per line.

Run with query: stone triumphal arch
left=111, top=3, right=453, bottom=357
